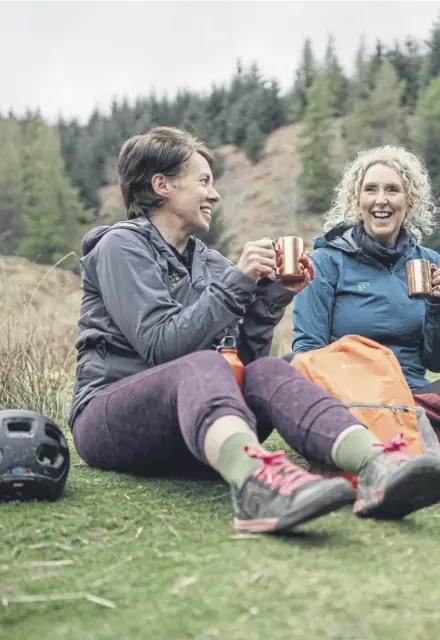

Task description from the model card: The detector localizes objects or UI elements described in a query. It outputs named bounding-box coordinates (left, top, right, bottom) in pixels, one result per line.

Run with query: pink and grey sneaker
left=354, top=434, right=440, bottom=520
left=230, top=445, right=354, bottom=534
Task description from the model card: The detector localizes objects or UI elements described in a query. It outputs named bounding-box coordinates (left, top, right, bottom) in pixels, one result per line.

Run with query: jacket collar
left=120, top=218, right=209, bottom=284
left=313, top=222, right=417, bottom=259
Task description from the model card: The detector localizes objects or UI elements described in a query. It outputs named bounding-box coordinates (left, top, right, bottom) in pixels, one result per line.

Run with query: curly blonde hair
left=324, top=145, right=438, bottom=243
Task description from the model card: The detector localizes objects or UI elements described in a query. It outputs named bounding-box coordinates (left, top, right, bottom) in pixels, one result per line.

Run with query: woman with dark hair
left=69, top=128, right=440, bottom=534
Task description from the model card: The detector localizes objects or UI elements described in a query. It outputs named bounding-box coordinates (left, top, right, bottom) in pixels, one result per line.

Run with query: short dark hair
left=117, top=126, right=214, bottom=220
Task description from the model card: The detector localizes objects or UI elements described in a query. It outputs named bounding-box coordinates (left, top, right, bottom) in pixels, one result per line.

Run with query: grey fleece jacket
left=68, top=218, right=294, bottom=428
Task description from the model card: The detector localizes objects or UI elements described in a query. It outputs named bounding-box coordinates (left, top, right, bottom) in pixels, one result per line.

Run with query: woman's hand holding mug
left=236, top=235, right=315, bottom=294
left=431, top=266, right=440, bottom=299
left=407, top=259, right=440, bottom=300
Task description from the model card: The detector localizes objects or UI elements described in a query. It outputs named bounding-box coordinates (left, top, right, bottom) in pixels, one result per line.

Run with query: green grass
left=2, top=434, right=440, bottom=640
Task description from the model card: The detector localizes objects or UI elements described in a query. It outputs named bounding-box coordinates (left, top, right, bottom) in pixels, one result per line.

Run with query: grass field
left=2, top=431, right=440, bottom=640
left=2, top=257, right=440, bottom=640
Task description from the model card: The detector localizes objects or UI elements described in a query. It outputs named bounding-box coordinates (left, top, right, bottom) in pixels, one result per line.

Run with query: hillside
left=0, top=255, right=82, bottom=364
left=0, top=255, right=81, bottom=327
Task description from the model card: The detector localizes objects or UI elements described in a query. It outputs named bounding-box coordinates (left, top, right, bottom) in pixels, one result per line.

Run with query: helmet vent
left=6, top=420, right=32, bottom=436
left=45, top=423, right=61, bottom=443
left=37, top=444, right=59, bottom=467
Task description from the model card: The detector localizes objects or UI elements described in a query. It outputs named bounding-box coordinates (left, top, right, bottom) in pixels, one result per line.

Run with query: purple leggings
left=72, top=351, right=359, bottom=476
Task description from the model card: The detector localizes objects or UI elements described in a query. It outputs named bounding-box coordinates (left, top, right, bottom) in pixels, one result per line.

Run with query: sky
left=1, top=0, right=440, bottom=122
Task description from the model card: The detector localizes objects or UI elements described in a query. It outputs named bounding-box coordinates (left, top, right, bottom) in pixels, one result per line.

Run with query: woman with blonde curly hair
left=292, top=145, right=440, bottom=393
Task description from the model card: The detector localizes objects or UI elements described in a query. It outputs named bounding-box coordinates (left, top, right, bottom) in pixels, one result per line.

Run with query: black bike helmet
left=0, top=410, right=70, bottom=502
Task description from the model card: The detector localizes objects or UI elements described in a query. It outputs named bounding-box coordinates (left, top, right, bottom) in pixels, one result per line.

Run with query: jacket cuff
left=257, top=278, right=295, bottom=305
left=222, top=266, right=258, bottom=305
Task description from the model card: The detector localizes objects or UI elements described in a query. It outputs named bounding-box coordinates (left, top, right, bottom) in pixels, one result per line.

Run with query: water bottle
left=217, top=336, right=244, bottom=390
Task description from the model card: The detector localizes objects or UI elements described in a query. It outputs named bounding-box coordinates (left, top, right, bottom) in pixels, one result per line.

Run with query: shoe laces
left=244, top=444, right=320, bottom=496
left=373, top=433, right=410, bottom=460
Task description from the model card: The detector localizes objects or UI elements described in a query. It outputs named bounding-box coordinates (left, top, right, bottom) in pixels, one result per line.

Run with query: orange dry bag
left=292, top=335, right=425, bottom=490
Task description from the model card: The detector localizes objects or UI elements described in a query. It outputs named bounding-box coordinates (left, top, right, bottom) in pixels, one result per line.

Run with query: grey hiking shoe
left=231, top=444, right=354, bottom=534
left=354, top=434, right=440, bottom=520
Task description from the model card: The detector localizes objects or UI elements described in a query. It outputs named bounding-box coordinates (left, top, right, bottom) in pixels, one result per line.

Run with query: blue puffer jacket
left=292, top=224, right=440, bottom=391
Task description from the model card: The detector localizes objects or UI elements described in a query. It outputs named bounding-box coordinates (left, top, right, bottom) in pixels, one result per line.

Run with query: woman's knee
left=182, top=349, right=235, bottom=373
left=243, top=355, right=302, bottom=390
left=245, top=355, right=294, bottom=376
left=177, top=351, right=245, bottom=408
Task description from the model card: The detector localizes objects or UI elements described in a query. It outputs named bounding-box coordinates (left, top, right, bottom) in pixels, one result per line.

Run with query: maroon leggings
left=72, top=351, right=359, bottom=477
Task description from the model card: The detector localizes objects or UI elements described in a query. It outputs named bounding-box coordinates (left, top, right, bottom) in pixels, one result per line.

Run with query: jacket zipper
left=345, top=403, right=410, bottom=426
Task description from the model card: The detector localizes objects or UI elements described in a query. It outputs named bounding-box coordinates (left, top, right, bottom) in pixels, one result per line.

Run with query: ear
left=151, top=173, right=172, bottom=199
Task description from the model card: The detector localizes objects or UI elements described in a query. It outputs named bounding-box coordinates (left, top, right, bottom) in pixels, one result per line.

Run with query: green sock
left=332, top=427, right=381, bottom=474
left=215, top=432, right=262, bottom=488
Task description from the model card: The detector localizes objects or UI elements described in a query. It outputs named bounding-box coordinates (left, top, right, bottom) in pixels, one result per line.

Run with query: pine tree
left=229, top=59, right=246, bottom=104
left=286, top=39, right=316, bottom=123
left=367, top=39, right=386, bottom=91
left=386, top=38, right=423, bottom=113
left=297, top=72, right=335, bottom=213
left=413, top=76, right=440, bottom=197
left=351, top=37, right=370, bottom=102
left=385, top=41, right=406, bottom=83
left=227, top=93, right=254, bottom=146
left=324, top=35, right=349, bottom=117
left=88, top=112, right=114, bottom=188
left=181, top=96, right=211, bottom=143
left=172, top=91, right=192, bottom=126
left=0, top=119, right=25, bottom=253
left=243, top=61, right=263, bottom=93
left=158, top=95, right=173, bottom=127
left=343, top=61, right=406, bottom=157
left=258, top=80, right=286, bottom=134
left=367, top=61, right=407, bottom=146
left=19, top=118, right=92, bottom=267
left=110, top=99, right=137, bottom=141
left=402, top=37, right=423, bottom=113
left=412, top=75, right=440, bottom=252
left=57, top=116, right=81, bottom=179
left=68, top=129, right=102, bottom=211
left=343, top=97, right=372, bottom=158
left=424, top=17, right=440, bottom=85
left=58, top=118, right=102, bottom=212
left=147, top=91, right=164, bottom=128
left=243, top=121, right=266, bottom=164
left=205, top=85, right=229, bottom=146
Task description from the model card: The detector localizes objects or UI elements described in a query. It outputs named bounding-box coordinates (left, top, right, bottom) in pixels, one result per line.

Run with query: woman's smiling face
left=359, top=163, right=411, bottom=246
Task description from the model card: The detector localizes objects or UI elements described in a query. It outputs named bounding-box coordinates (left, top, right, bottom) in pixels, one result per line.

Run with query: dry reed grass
left=0, top=254, right=81, bottom=425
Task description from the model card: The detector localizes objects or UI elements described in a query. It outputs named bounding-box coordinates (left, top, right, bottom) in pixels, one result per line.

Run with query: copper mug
left=273, top=236, right=304, bottom=283
left=406, top=259, right=436, bottom=300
